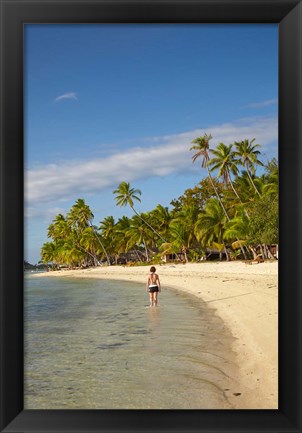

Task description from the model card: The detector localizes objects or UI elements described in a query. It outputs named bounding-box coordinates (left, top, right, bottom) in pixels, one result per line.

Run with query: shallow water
left=24, top=275, right=239, bottom=409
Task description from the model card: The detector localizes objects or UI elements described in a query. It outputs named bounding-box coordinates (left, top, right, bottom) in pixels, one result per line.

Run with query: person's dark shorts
left=148, top=286, right=159, bottom=293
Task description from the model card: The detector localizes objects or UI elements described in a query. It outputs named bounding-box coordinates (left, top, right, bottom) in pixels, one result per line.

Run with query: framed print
left=0, top=0, right=301, bottom=432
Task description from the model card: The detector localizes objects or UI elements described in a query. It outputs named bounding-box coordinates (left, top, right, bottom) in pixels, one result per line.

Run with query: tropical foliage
left=41, top=136, right=278, bottom=267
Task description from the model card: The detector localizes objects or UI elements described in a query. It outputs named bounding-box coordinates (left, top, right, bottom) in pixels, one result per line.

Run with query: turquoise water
left=24, top=275, right=239, bottom=409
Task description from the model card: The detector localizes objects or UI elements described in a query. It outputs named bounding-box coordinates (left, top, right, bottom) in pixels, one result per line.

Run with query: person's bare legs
left=154, top=292, right=158, bottom=306
left=149, top=292, right=154, bottom=307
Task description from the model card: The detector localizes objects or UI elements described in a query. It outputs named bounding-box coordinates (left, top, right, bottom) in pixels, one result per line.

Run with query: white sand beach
left=36, top=261, right=278, bottom=409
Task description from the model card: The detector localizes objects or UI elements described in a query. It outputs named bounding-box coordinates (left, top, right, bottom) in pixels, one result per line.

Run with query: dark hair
left=150, top=266, right=156, bottom=273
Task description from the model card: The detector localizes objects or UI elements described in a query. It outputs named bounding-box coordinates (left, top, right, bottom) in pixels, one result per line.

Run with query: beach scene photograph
left=24, top=24, right=278, bottom=409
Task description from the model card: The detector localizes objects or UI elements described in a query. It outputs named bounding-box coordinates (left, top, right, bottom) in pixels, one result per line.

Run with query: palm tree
left=40, top=242, right=57, bottom=267
left=263, top=165, right=278, bottom=197
left=70, top=230, right=99, bottom=266
left=68, top=199, right=110, bottom=265
left=208, top=143, right=241, bottom=200
left=113, top=181, right=167, bottom=243
left=224, top=211, right=250, bottom=259
left=194, top=198, right=230, bottom=261
left=91, top=225, right=111, bottom=265
left=161, top=221, right=191, bottom=263
left=190, top=134, right=229, bottom=220
left=126, top=215, right=153, bottom=261
left=60, top=238, right=86, bottom=268
left=67, top=198, right=93, bottom=231
left=99, top=216, right=115, bottom=239
left=234, top=138, right=263, bottom=196
left=149, top=204, right=172, bottom=240
left=99, top=216, right=117, bottom=263
left=80, top=227, right=101, bottom=266
left=173, top=204, right=200, bottom=249
left=47, top=214, right=71, bottom=240
left=190, top=135, right=247, bottom=258
left=209, top=142, right=250, bottom=220
left=114, top=216, right=131, bottom=258
left=233, top=171, right=257, bottom=203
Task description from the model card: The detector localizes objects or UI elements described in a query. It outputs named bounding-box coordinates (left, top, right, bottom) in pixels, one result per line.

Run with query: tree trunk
left=143, top=237, right=149, bottom=262
left=249, top=246, right=258, bottom=259
left=207, top=169, right=229, bottom=220
left=92, top=229, right=111, bottom=265
left=207, top=169, right=247, bottom=259
left=131, top=206, right=181, bottom=262
left=133, top=249, right=140, bottom=261
left=243, top=245, right=249, bottom=260
left=265, top=244, right=274, bottom=259
left=246, top=164, right=261, bottom=197
left=131, top=206, right=167, bottom=243
left=262, top=244, right=269, bottom=259
left=182, top=246, right=189, bottom=263
left=84, top=217, right=111, bottom=265
left=76, top=243, right=101, bottom=266
left=92, top=247, right=98, bottom=267
left=223, top=243, right=230, bottom=261
left=227, top=168, right=250, bottom=219
left=259, top=244, right=265, bottom=259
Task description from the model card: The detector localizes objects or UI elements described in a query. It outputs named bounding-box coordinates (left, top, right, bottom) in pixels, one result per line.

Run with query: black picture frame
left=0, top=1, right=301, bottom=432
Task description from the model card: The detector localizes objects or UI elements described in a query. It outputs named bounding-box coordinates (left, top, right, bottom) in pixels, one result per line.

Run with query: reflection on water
left=24, top=276, right=238, bottom=409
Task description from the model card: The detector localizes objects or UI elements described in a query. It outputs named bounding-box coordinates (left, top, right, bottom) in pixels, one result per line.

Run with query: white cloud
left=54, top=92, right=78, bottom=102
left=25, top=206, right=67, bottom=220
left=155, top=115, right=277, bottom=148
left=26, top=115, right=278, bottom=208
left=247, top=98, right=278, bottom=109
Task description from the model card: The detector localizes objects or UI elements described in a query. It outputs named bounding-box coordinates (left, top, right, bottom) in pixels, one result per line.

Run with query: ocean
left=24, top=274, right=238, bottom=409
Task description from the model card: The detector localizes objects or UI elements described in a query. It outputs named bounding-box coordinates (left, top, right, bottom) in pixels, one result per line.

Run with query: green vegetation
left=40, top=135, right=278, bottom=268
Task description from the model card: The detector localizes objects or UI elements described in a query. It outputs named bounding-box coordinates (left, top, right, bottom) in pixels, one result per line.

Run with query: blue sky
left=24, top=24, right=278, bottom=263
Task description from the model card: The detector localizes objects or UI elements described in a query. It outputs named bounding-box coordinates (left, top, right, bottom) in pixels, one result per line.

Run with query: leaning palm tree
left=190, top=135, right=247, bottom=257
left=69, top=230, right=99, bottom=266
left=47, top=214, right=71, bottom=241
left=149, top=204, right=172, bottom=240
left=173, top=204, right=200, bottom=249
left=113, top=181, right=167, bottom=243
left=67, top=198, right=93, bottom=232
left=263, top=165, right=278, bottom=197
left=194, top=198, right=230, bottom=261
left=80, top=227, right=102, bottom=266
left=126, top=215, right=154, bottom=262
left=224, top=211, right=250, bottom=259
left=60, top=238, right=86, bottom=268
left=233, top=138, right=263, bottom=196
left=68, top=199, right=110, bottom=265
left=99, top=216, right=117, bottom=262
left=209, top=142, right=250, bottom=219
left=161, top=221, right=191, bottom=263
left=208, top=143, right=241, bottom=200
left=114, top=216, right=132, bottom=257
left=190, top=134, right=229, bottom=220
left=233, top=170, right=257, bottom=203
left=46, top=213, right=95, bottom=266
left=99, top=216, right=115, bottom=239
left=40, top=241, right=57, bottom=267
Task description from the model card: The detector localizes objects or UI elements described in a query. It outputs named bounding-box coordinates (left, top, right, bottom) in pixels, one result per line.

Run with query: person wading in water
left=146, top=266, right=161, bottom=307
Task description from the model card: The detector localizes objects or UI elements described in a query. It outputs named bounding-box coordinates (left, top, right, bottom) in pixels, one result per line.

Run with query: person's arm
left=146, top=275, right=150, bottom=291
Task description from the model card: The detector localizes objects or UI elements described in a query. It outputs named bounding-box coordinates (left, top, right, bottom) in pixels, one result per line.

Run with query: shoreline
left=33, top=261, right=278, bottom=409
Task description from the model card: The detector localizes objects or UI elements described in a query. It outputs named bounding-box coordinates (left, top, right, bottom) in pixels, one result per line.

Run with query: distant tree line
left=40, top=135, right=278, bottom=268
left=24, top=260, right=48, bottom=271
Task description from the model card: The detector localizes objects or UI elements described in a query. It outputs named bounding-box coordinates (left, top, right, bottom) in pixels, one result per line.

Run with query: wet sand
left=35, top=261, right=278, bottom=409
